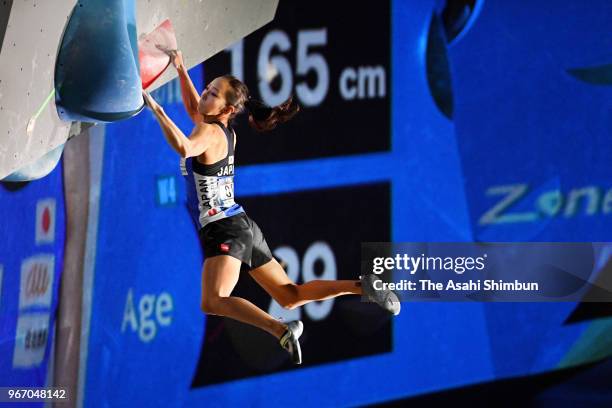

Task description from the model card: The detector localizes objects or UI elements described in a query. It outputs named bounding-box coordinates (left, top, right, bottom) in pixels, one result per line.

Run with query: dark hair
left=220, top=74, right=300, bottom=132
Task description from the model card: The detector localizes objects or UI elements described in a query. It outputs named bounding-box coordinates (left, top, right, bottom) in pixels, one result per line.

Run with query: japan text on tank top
left=179, top=121, right=245, bottom=229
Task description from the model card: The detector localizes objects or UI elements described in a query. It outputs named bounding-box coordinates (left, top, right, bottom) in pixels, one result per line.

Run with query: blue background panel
left=78, top=0, right=612, bottom=406
left=0, top=163, right=66, bottom=392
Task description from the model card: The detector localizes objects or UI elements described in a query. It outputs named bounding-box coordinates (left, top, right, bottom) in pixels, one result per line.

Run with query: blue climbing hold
left=55, top=0, right=143, bottom=122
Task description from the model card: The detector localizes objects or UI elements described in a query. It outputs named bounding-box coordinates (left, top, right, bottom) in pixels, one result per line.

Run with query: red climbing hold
left=139, top=19, right=178, bottom=90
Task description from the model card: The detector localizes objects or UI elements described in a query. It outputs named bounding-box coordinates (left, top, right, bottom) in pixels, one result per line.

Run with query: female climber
left=142, top=49, right=400, bottom=365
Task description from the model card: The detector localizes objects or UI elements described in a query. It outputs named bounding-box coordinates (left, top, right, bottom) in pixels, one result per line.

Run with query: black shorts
left=198, top=212, right=274, bottom=269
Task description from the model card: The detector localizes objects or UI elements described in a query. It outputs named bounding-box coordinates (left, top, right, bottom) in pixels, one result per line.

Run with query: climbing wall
left=0, top=0, right=74, bottom=180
